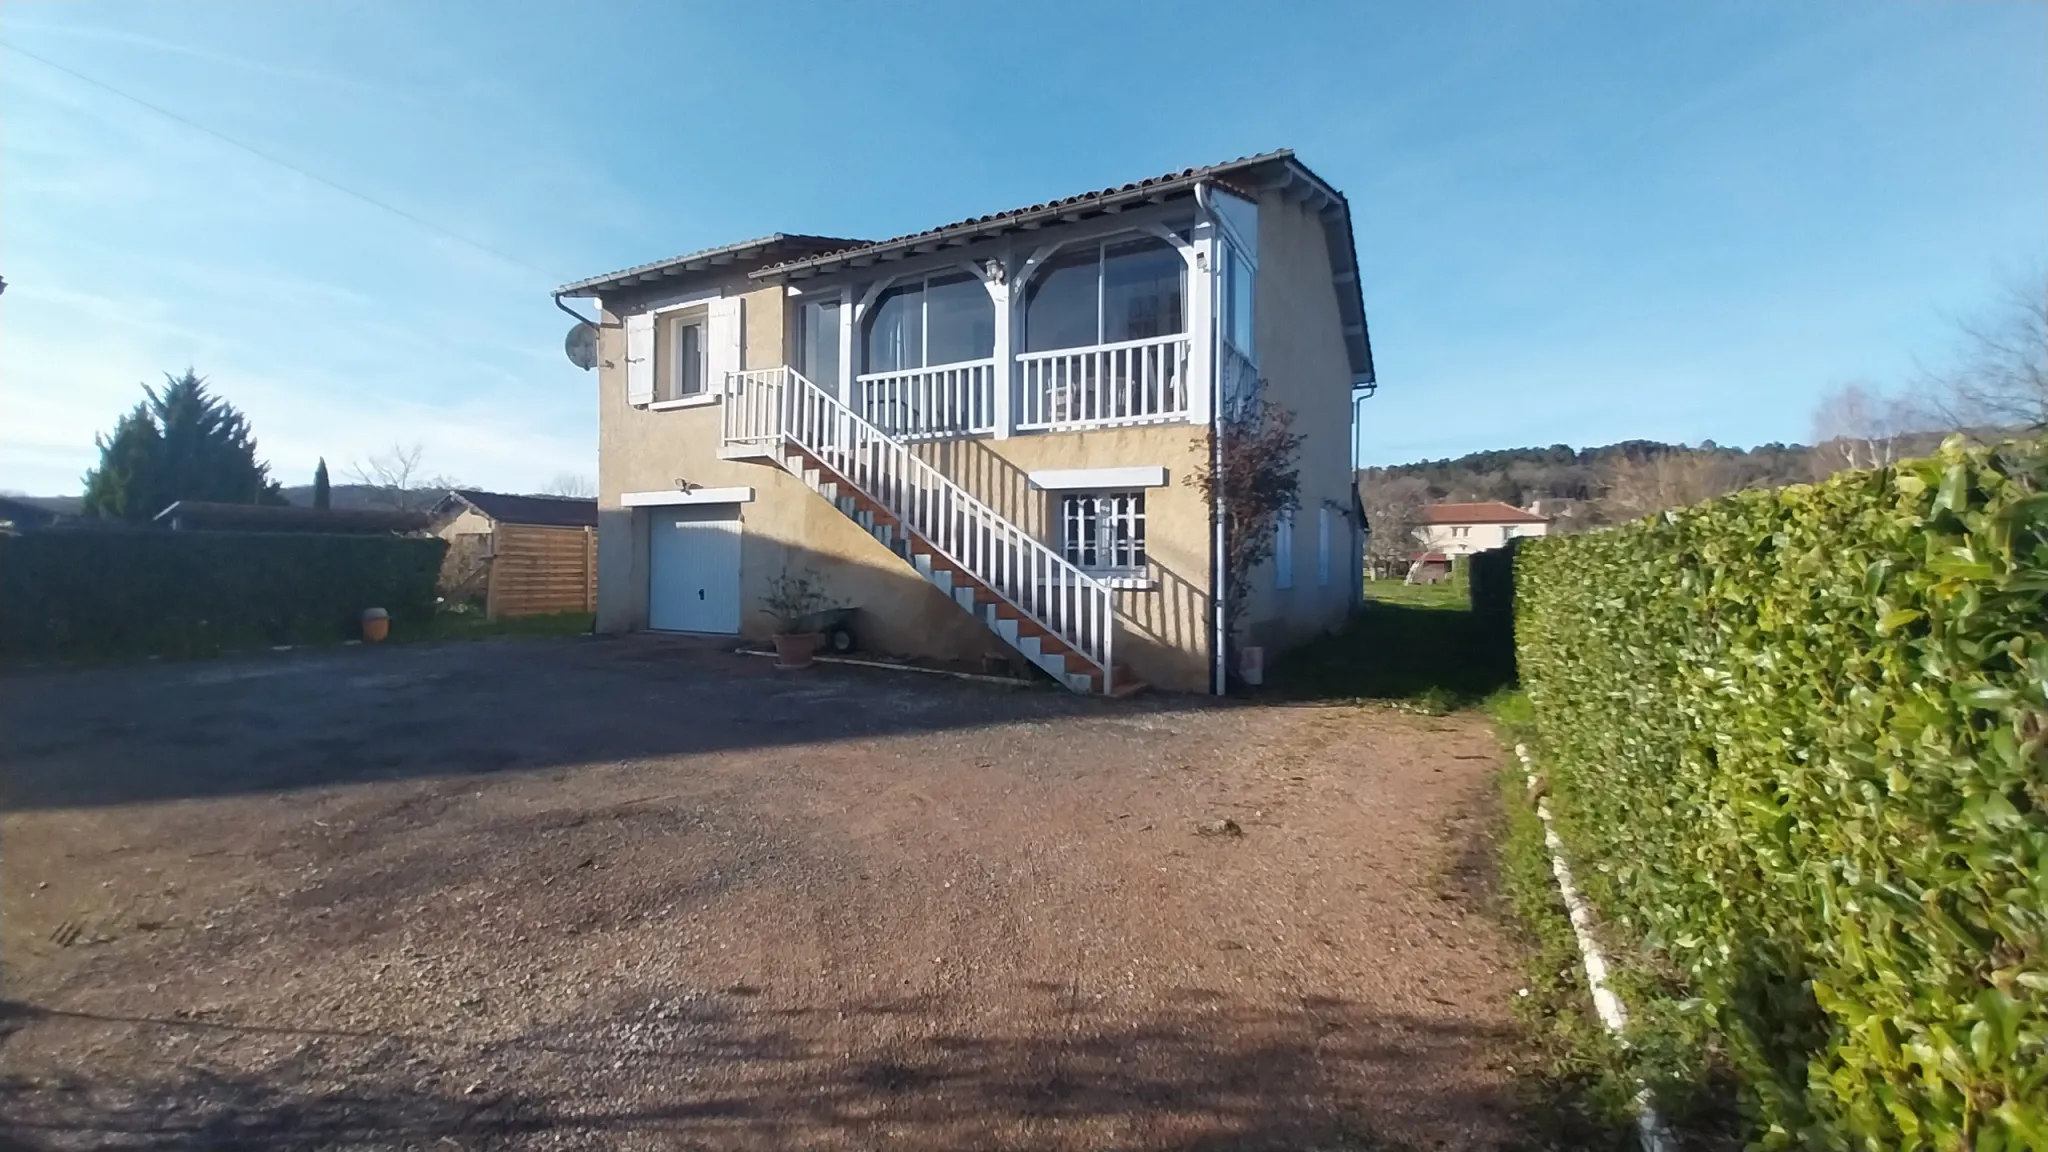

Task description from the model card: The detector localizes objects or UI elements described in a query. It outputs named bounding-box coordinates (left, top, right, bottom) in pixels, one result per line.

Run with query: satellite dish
left=564, top=322, right=599, bottom=371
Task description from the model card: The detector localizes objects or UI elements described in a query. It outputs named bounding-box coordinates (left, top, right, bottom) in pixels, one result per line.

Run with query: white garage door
left=647, top=506, right=742, bottom=634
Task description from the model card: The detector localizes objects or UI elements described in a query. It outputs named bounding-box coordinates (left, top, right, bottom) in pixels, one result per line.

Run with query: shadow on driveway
left=0, top=636, right=1209, bottom=811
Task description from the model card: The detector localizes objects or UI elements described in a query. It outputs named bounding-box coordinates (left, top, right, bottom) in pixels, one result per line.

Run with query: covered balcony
left=786, top=223, right=1210, bottom=443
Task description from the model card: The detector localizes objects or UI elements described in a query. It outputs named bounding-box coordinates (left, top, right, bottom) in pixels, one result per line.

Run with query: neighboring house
left=429, top=490, right=600, bottom=620
left=1413, top=501, right=1550, bottom=556
left=558, top=150, right=1375, bottom=694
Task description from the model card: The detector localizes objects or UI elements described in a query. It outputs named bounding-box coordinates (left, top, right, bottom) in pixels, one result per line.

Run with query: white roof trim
left=621, top=486, right=756, bottom=508
left=1026, top=466, right=1168, bottom=491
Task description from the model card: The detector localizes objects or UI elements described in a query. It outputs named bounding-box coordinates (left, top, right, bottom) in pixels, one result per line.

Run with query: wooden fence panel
left=485, top=525, right=596, bottom=620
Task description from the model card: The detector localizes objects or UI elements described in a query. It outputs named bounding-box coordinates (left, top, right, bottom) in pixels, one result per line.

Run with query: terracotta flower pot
left=361, top=607, right=390, bottom=643
left=773, top=632, right=822, bottom=669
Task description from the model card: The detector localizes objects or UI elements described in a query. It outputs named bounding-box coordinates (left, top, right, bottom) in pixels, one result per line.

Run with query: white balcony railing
left=1016, top=333, right=1191, bottom=432
left=857, top=359, right=997, bottom=441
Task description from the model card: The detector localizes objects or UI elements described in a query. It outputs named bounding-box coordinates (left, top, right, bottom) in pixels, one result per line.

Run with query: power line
left=0, top=40, right=565, bottom=283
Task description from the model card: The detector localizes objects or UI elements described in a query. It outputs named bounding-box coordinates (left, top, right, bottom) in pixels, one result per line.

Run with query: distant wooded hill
left=1363, top=440, right=1811, bottom=505
left=276, top=483, right=440, bottom=511
left=1359, top=432, right=1955, bottom=532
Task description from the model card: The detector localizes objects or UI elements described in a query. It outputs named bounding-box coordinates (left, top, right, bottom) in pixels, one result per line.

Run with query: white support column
left=836, top=285, right=855, bottom=406
left=1186, top=214, right=1218, bottom=426
left=975, top=255, right=1015, bottom=439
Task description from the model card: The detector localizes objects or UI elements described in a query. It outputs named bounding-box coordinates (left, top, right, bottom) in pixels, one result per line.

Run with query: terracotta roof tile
left=1416, top=501, right=1549, bottom=526
left=752, top=150, right=1297, bottom=277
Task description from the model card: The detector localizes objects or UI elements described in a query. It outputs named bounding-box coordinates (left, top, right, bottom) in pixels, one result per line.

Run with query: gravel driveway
left=1, top=636, right=1525, bottom=1150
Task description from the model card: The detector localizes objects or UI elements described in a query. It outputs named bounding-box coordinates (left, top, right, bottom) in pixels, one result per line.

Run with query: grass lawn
left=1268, top=578, right=1516, bottom=710
left=408, top=609, right=595, bottom=643
left=1362, top=577, right=1469, bottom=609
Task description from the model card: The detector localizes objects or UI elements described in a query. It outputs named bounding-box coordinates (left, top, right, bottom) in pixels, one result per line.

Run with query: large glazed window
left=923, top=273, right=995, bottom=366
left=862, top=273, right=994, bottom=372
left=1022, top=248, right=1099, bottom=352
left=864, top=283, right=923, bottom=374
left=1101, top=237, right=1184, bottom=343
left=1024, top=235, right=1186, bottom=353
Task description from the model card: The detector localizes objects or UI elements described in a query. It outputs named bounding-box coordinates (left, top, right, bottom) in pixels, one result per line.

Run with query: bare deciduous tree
left=349, top=442, right=459, bottom=511
left=1185, top=392, right=1303, bottom=649
left=543, top=473, right=596, bottom=499
left=1358, top=472, right=1429, bottom=579
left=1596, top=451, right=1744, bottom=523
left=1921, top=272, right=2048, bottom=432
left=1811, top=381, right=1919, bottom=474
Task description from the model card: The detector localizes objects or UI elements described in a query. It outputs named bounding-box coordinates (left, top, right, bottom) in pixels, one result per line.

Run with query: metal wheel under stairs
left=773, top=445, right=1145, bottom=696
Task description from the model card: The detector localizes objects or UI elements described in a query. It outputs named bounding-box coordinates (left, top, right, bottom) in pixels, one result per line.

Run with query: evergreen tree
left=80, top=403, right=163, bottom=522
left=80, top=370, right=284, bottom=522
left=313, top=458, right=332, bottom=509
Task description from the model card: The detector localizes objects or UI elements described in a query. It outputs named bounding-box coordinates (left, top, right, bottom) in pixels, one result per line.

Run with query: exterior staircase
left=723, top=367, right=1140, bottom=695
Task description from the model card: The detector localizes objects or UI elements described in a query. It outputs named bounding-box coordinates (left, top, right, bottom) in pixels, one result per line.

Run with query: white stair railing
left=727, top=367, right=1114, bottom=692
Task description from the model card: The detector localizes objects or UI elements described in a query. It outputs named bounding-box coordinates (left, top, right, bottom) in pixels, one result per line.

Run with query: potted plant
left=761, top=567, right=838, bottom=669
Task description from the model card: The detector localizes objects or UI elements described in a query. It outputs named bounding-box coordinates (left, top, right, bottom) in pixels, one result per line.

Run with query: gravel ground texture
left=1, top=635, right=1526, bottom=1150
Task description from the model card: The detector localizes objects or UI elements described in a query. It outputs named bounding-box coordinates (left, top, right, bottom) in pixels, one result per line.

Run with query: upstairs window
left=1060, top=491, right=1147, bottom=574
left=798, top=297, right=841, bottom=388
left=1024, top=235, right=1186, bottom=352
left=660, top=312, right=707, bottom=400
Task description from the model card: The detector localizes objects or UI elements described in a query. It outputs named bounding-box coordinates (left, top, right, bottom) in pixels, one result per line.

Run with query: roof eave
left=555, top=233, right=869, bottom=298
left=751, top=150, right=1302, bottom=283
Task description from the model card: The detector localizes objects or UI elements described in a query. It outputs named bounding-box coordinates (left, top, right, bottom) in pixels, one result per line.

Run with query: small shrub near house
left=0, top=531, right=446, bottom=660
left=1513, top=437, right=2047, bottom=1147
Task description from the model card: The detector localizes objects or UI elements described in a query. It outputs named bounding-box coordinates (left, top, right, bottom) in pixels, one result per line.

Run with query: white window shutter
left=625, top=312, right=655, bottom=407
left=709, top=296, right=744, bottom=390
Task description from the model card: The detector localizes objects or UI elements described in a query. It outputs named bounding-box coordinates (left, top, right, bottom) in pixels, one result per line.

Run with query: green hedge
left=1467, top=537, right=1518, bottom=618
left=0, top=530, right=447, bottom=659
left=1515, top=437, right=2047, bottom=1148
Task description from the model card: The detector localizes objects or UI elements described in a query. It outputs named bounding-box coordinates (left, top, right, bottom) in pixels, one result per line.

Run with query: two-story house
left=555, top=151, right=1374, bottom=695
left=1414, top=501, right=1551, bottom=556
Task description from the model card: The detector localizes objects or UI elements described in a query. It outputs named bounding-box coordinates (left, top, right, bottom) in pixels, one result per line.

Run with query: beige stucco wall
left=1415, top=520, right=1549, bottom=555
left=910, top=425, right=1214, bottom=691
left=434, top=507, right=493, bottom=539
left=587, top=196, right=1367, bottom=695
left=1236, top=190, right=1363, bottom=655
left=594, top=276, right=1010, bottom=670
left=594, top=276, right=1216, bottom=688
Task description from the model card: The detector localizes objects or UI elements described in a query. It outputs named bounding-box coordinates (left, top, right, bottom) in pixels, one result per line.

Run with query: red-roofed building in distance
left=1414, top=501, right=1550, bottom=557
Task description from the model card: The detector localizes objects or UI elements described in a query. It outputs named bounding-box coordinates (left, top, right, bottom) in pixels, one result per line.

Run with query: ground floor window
left=1059, top=491, right=1146, bottom=574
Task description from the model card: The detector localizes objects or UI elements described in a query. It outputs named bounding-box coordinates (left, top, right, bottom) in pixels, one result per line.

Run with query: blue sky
left=2, top=1, right=2042, bottom=494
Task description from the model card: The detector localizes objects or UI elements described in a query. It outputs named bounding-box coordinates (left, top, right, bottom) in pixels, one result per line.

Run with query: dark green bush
left=1515, top=437, right=2047, bottom=1148
left=1467, top=538, right=1519, bottom=618
left=0, top=530, right=446, bottom=659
